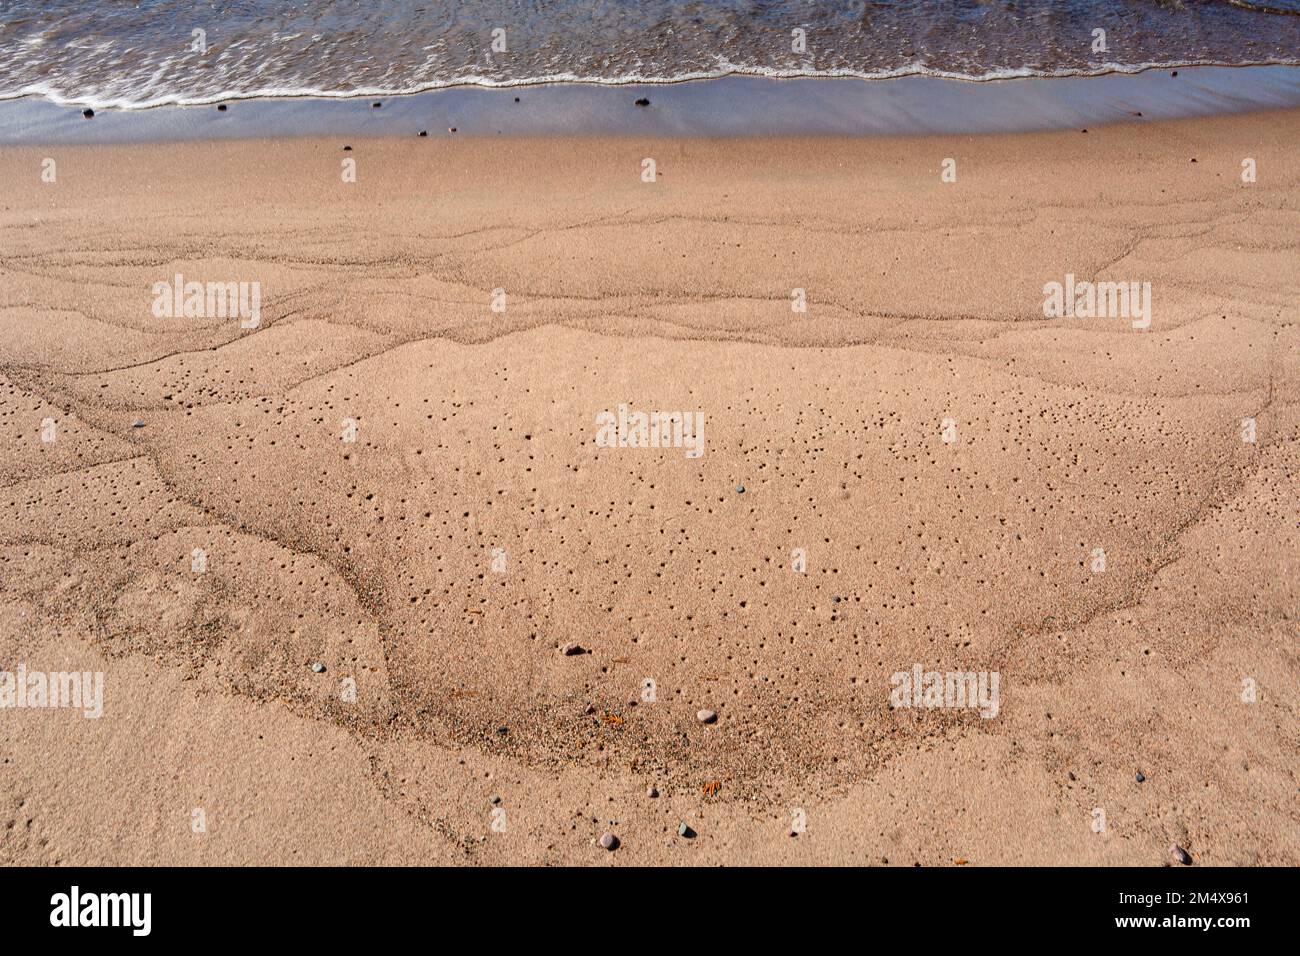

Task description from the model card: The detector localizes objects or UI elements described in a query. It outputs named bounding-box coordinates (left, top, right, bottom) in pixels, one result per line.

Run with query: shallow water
left=1, top=0, right=1298, bottom=109
left=4, top=65, right=1299, bottom=145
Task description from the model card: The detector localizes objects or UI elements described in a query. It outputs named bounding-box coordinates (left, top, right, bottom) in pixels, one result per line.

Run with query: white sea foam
left=1, top=0, right=1297, bottom=111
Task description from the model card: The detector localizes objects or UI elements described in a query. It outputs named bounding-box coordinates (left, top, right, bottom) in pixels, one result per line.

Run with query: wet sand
left=5, top=66, right=1300, bottom=144
left=0, top=109, right=1296, bottom=865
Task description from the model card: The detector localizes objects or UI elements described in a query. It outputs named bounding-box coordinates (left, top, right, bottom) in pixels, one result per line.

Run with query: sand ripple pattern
left=0, top=123, right=1296, bottom=863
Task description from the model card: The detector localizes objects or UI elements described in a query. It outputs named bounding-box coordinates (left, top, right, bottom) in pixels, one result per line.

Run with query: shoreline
left=9, top=58, right=1300, bottom=108
left=4, top=64, right=1300, bottom=144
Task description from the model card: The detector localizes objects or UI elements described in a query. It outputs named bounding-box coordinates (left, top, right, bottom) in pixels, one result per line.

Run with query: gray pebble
left=599, top=832, right=619, bottom=850
left=310, top=661, right=325, bottom=673
left=131, top=419, right=146, bottom=428
left=1135, top=771, right=1146, bottom=783
left=735, top=484, right=745, bottom=494
left=696, top=709, right=717, bottom=724
left=1171, top=843, right=1192, bottom=865
left=677, top=822, right=696, bottom=839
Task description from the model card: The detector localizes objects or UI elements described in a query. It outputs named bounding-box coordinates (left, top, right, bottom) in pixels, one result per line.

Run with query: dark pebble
left=418, top=130, right=427, bottom=137
left=677, top=822, right=696, bottom=839
left=634, top=98, right=650, bottom=107
left=1135, top=771, right=1146, bottom=783
left=82, top=108, right=94, bottom=118
left=560, top=642, right=583, bottom=656
left=217, top=104, right=227, bottom=112
left=514, top=96, right=520, bottom=103
left=372, top=101, right=382, bottom=108
left=343, top=145, right=352, bottom=151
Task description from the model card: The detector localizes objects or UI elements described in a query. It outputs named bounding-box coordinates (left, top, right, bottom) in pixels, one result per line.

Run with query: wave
left=5, top=59, right=1300, bottom=112
left=3, top=0, right=1300, bottom=111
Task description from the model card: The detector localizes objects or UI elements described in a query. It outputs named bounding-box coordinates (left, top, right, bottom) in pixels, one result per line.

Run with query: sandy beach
left=0, top=107, right=1296, bottom=866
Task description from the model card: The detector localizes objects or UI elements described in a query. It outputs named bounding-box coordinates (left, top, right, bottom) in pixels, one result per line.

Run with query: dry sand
left=0, top=109, right=1296, bottom=865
